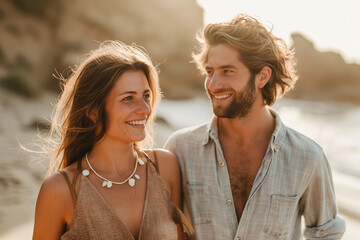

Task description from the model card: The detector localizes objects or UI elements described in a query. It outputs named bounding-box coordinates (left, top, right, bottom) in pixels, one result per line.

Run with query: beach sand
left=0, top=89, right=359, bottom=239
left=0, top=89, right=53, bottom=238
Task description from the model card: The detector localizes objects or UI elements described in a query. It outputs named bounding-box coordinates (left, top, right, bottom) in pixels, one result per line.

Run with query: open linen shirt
left=164, top=110, right=345, bottom=240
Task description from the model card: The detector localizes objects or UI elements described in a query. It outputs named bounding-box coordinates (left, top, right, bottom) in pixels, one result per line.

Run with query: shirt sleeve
left=302, top=152, right=346, bottom=239
left=163, top=132, right=177, bottom=154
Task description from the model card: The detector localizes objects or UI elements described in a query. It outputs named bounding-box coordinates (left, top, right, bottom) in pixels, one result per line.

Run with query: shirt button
left=226, top=199, right=232, bottom=205
left=219, top=161, right=225, bottom=167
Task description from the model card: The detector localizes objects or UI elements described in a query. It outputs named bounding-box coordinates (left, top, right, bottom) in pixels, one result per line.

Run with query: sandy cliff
left=0, top=1, right=359, bottom=103
left=289, top=33, right=360, bottom=103
left=0, top=0, right=204, bottom=99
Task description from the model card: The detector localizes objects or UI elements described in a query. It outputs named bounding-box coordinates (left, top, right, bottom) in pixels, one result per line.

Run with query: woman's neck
left=88, top=139, right=137, bottom=175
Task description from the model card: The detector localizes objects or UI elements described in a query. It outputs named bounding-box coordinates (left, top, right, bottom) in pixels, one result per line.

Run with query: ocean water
left=156, top=97, right=360, bottom=177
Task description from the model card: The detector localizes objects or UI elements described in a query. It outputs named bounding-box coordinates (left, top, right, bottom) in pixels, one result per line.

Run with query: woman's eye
left=143, top=94, right=151, bottom=100
left=122, top=96, right=132, bottom=101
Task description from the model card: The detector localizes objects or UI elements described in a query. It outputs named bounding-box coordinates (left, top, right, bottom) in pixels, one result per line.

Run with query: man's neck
left=218, top=106, right=275, bottom=146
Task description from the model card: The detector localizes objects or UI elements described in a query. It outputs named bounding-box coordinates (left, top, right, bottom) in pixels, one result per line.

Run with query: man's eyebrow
left=205, top=65, right=237, bottom=70
left=219, top=65, right=237, bottom=69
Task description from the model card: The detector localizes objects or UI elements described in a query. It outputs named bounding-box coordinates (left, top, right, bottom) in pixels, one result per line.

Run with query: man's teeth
left=214, top=94, right=230, bottom=99
left=128, top=120, right=146, bottom=125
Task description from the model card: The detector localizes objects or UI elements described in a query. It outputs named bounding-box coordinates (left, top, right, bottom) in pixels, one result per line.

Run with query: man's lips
left=211, top=92, right=233, bottom=102
left=213, top=93, right=231, bottom=100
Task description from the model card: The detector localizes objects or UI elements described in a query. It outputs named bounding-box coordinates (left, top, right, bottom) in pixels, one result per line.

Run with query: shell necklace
left=82, top=150, right=145, bottom=188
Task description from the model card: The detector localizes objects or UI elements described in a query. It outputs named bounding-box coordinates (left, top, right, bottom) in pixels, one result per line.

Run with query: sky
left=196, top=0, right=360, bottom=64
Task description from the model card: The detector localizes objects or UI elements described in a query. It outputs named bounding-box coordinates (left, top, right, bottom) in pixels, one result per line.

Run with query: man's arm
left=301, top=152, right=346, bottom=239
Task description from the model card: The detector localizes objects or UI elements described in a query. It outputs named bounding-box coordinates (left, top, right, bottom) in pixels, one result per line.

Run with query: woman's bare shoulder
left=144, top=148, right=180, bottom=183
left=38, top=162, right=79, bottom=201
left=33, top=163, right=79, bottom=239
left=143, top=148, right=178, bottom=168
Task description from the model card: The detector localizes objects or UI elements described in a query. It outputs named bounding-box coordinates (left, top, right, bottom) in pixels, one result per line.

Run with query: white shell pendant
left=134, top=174, right=140, bottom=180
left=138, top=158, right=145, bottom=166
left=106, top=181, right=113, bottom=188
left=102, top=181, right=107, bottom=187
left=128, top=178, right=135, bottom=187
left=82, top=169, right=90, bottom=176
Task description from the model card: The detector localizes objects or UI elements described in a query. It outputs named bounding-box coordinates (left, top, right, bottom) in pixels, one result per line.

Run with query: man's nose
left=206, top=72, right=222, bottom=92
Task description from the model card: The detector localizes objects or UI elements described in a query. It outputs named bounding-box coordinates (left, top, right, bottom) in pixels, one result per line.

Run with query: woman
left=33, top=41, right=193, bottom=239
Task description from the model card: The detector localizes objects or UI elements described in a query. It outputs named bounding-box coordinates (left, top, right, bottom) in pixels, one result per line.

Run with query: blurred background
left=0, top=0, right=359, bottom=239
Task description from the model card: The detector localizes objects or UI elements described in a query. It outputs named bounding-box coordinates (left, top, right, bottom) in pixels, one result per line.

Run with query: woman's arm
left=152, top=149, right=182, bottom=208
left=33, top=172, right=72, bottom=240
left=151, top=149, right=184, bottom=239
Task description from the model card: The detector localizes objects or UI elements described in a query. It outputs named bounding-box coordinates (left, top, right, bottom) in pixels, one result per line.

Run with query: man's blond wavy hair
left=193, top=13, right=298, bottom=106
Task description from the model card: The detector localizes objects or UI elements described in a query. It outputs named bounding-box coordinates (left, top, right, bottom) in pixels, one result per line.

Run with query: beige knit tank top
left=60, top=154, right=178, bottom=240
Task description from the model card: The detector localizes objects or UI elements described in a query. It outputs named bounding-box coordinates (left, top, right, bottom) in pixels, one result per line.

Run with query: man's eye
left=224, top=69, right=233, bottom=73
left=206, top=70, right=213, bottom=76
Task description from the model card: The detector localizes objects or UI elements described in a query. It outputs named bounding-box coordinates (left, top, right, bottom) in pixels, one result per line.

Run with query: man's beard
left=210, top=75, right=256, bottom=119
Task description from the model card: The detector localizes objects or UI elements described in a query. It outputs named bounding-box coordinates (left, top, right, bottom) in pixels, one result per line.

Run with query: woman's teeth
left=127, top=120, right=146, bottom=125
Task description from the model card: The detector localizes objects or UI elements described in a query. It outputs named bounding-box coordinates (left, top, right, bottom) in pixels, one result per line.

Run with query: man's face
left=205, top=44, right=256, bottom=118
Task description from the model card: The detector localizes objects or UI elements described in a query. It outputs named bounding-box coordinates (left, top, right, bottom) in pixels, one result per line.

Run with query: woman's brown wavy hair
left=47, top=41, right=160, bottom=175
left=193, top=13, right=298, bottom=106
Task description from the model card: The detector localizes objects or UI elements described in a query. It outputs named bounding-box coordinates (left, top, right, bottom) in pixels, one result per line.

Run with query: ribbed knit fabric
left=61, top=162, right=177, bottom=240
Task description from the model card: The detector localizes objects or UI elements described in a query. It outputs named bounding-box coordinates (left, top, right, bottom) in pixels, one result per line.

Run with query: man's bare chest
left=226, top=152, right=261, bottom=192
left=223, top=149, right=264, bottom=218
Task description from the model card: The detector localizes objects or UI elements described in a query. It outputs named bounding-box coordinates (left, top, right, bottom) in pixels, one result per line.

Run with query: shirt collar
left=202, top=116, right=218, bottom=145
left=201, top=108, right=287, bottom=150
left=269, top=108, right=287, bottom=152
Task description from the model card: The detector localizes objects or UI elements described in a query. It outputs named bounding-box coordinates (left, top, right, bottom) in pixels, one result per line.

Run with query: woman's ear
left=255, top=66, right=272, bottom=89
left=86, top=108, right=98, bottom=123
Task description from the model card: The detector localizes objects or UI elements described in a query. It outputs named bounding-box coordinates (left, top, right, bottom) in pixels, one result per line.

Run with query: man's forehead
left=206, top=44, right=242, bottom=68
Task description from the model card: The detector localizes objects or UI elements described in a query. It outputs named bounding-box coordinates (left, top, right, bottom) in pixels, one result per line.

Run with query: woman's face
left=103, top=70, right=152, bottom=144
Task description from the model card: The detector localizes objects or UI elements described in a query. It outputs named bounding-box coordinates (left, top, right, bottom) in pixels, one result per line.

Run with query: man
left=164, top=14, right=345, bottom=239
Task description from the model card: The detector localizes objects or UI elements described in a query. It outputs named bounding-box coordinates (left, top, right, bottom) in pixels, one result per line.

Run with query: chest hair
left=223, top=147, right=264, bottom=220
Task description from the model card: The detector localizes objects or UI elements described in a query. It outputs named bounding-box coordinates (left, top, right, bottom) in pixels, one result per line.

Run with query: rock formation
left=1, top=2, right=360, bottom=104
left=0, top=0, right=204, bottom=99
left=289, top=33, right=360, bottom=104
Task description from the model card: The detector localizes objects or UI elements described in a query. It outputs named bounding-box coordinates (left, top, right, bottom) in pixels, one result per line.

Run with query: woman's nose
left=136, top=99, right=151, bottom=115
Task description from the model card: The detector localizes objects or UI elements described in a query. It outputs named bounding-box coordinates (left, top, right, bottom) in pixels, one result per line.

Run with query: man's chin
left=212, top=107, right=230, bottom=118
left=215, top=114, right=235, bottom=119
left=213, top=105, right=246, bottom=119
